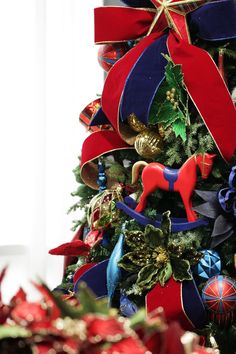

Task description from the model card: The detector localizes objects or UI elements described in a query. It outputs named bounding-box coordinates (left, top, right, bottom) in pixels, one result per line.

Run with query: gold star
left=148, top=0, right=209, bottom=43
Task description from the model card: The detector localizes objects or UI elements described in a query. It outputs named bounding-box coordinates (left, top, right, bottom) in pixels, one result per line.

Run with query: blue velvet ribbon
left=90, top=0, right=236, bottom=127
left=189, top=0, right=236, bottom=41
left=74, top=259, right=109, bottom=299
left=120, top=34, right=168, bottom=124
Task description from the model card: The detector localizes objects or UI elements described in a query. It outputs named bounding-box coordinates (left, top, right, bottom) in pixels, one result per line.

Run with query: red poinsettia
left=81, top=336, right=148, bottom=354
left=49, top=240, right=91, bottom=257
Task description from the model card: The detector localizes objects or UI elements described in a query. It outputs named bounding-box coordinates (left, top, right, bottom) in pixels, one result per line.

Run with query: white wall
left=0, top=0, right=103, bottom=300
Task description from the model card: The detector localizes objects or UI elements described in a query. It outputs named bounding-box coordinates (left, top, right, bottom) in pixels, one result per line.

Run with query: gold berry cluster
left=166, top=88, right=178, bottom=110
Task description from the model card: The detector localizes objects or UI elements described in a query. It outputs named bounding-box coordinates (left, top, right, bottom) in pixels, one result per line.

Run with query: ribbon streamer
left=146, top=277, right=207, bottom=330
left=120, top=34, right=168, bottom=124
left=80, top=131, right=133, bottom=189
left=94, top=7, right=158, bottom=44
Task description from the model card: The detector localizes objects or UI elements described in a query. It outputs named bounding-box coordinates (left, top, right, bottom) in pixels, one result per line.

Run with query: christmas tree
left=50, top=0, right=236, bottom=352
left=1, top=0, right=235, bottom=353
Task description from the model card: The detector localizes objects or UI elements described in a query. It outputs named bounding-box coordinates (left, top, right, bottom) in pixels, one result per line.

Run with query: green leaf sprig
left=149, top=55, right=190, bottom=142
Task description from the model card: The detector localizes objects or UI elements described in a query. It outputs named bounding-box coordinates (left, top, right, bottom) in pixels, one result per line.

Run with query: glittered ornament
left=202, top=275, right=236, bottom=326
left=134, top=129, right=163, bottom=159
left=193, top=250, right=221, bottom=280
left=98, top=43, right=128, bottom=72
left=87, top=188, right=123, bottom=230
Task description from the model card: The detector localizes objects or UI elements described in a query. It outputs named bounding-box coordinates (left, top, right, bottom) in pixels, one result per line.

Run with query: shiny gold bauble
left=127, top=113, right=146, bottom=133
left=134, top=129, right=163, bottom=159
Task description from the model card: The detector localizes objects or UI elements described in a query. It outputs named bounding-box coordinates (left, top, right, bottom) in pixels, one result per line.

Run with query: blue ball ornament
left=193, top=249, right=221, bottom=280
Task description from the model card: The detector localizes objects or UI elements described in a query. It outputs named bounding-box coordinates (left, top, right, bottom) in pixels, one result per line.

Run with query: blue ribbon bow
left=218, top=166, right=236, bottom=218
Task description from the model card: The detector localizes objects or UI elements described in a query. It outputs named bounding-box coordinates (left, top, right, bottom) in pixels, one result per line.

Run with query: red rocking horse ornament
left=132, top=153, right=216, bottom=222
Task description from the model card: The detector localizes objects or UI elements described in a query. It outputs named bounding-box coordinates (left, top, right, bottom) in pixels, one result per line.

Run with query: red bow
left=80, top=3, right=236, bottom=188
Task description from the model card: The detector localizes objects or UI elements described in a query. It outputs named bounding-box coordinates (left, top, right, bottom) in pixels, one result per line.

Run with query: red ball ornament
left=98, top=44, right=128, bottom=72
left=202, top=275, right=236, bottom=326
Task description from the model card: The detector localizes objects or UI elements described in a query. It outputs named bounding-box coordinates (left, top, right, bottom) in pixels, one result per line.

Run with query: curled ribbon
left=81, top=0, right=236, bottom=188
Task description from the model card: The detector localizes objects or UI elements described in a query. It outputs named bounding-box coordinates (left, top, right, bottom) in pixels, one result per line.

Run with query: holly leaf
left=149, top=55, right=190, bottom=130
left=171, top=258, right=192, bottom=282
left=157, top=104, right=180, bottom=127
left=172, top=119, right=187, bottom=142
left=158, top=262, right=172, bottom=286
left=149, top=82, right=171, bottom=125
left=165, top=60, right=184, bottom=98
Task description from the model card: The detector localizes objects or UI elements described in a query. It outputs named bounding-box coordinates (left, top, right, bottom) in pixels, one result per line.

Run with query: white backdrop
left=0, top=0, right=103, bottom=300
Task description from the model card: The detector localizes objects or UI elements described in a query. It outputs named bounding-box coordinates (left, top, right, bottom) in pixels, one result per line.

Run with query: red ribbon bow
left=80, top=2, right=236, bottom=189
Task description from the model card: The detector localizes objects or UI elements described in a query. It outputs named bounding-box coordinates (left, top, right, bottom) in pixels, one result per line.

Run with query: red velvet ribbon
left=167, top=32, right=236, bottom=162
left=94, top=7, right=165, bottom=43
left=146, top=277, right=194, bottom=330
left=73, top=263, right=97, bottom=285
left=80, top=131, right=132, bottom=189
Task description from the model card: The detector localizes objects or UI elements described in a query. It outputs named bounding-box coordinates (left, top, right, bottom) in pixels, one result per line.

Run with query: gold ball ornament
left=127, top=113, right=147, bottom=133
left=134, top=129, right=163, bottom=159
left=87, top=188, right=123, bottom=230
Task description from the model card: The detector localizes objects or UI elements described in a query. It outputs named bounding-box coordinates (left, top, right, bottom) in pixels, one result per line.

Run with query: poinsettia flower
left=83, top=336, right=148, bottom=354
left=0, top=268, right=25, bottom=324
left=49, top=240, right=91, bottom=257
left=118, top=212, right=201, bottom=295
left=145, top=321, right=185, bottom=354
left=83, top=314, right=128, bottom=344
left=194, top=165, right=236, bottom=248
left=32, top=339, right=79, bottom=354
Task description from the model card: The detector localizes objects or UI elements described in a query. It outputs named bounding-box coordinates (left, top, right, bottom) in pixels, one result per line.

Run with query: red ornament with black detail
left=98, top=43, right=128, bottom=72
left=202, top=275, right=236, bottom=327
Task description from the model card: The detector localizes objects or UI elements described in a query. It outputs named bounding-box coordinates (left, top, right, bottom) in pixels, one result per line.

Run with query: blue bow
left=218, top=166, right=236, bottom=218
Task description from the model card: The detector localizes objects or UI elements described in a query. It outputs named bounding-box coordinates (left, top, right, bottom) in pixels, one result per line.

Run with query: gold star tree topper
left=148, top=0, right=210, bottom=42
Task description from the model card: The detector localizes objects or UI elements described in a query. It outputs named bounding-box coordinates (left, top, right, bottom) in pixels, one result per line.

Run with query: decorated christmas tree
left=1, top=0, right=236, bottom=353
left=49, top=0, right=236, bottom=352
left=48, top=0, right=236, bottom=352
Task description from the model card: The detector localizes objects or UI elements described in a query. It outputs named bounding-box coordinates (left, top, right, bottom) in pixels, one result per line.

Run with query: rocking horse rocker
left=116, top=153, right=216, bottom=232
